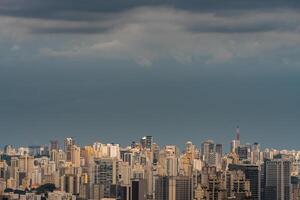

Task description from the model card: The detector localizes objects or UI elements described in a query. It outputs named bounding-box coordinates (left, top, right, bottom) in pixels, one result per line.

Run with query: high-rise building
left=64, top=138, right=75, bottom=162
left=140, top=137, right=147, bottom=149
left=215, top=144, right=223, bottom=170
left=50, top=140, right=59, bottom=151
left=4, top=145, right=14, bottom=155
left=185, top=141, right=194, bottom=154
left=201, top=140, right=214, bottom=165
left=175, top=176, right=192, bottom=200
left=158, top=145, right=179, bottom=176
left=251, top=142, right=261, bottom=165
left=152, top=143, right=160, bottom=164
left=230, top=126, right=241, bottom=153
left=28, top=145, right=42, bottom=156
left=92, top=184, right=104, bottom=200
left=79, top=183, right=90, bottom=200
left=146, top=136, right=153, bottom=149
left=94, top=157, right=119, bottom=198
left=140, top=136, right=153, bottom=149
left=264, top=159, right=291, bottom=200
left=155, top=176, right=192, bottom=200
left=225, top=170, right=252, bottom=199
left=61, top=174, right=80, bottom=195
left=228, top=164, right=261, bottom=200
left=131, top=179, right=147, bottom=200
left=71, top=145, right=81, bottom=168
left=166, top=157, right=178, bottom=177
left=215, top=144, right=222, bottom=156
left=237, top=145, right=251, bottom=161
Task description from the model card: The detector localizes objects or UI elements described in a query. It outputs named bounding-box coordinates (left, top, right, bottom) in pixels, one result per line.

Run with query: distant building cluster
left=0, top=129, right=299, bottom=200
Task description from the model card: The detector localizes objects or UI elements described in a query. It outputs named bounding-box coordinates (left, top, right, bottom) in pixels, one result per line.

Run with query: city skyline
left=0, top=133, right=298, bottom=200
left=0, top=127, right=277, bottom=151
left=0, top=128, right=297, bottom=154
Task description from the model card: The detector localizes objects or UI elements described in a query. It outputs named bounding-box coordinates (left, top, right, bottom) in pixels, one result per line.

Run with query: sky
left=0, top=0, right=300, bottom=150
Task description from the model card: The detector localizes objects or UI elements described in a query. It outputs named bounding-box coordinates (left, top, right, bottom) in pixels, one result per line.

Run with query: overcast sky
left=0, top=0, right=300, bottom=150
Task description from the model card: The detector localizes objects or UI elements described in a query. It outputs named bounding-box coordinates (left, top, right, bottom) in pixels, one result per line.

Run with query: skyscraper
left=264, top=159, right=291, bottom=200
left=237, top=145, right=251, bottom=161
left=71, top=145, right=81, bottom=168
left=201, top=140, right=214, bottom=165
left=155, top=176, right=192, bottom=200
left=140, top=136, right=153, bottom=150
left=215, top=144, right=223, bottom=170
left=64, top=138, right=75, bottom=162
left=146, top=136, right=153, bottom=149
left=251, top=142, right=261, bottom=165
left=140, top=137, right=147, bottom=149
left=230, top=126, right=241, bottom=153
left=228, top=164, right=261, bottom=200
left=94, top=157, right=119, bottom=198
left=131, top=179, right=147, bottom=200
left=215, top=144, right=222, bottom=156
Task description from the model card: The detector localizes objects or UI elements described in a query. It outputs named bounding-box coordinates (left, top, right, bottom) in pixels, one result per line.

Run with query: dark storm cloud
left=1, top=0, right=300, bottom=36
left=1, top=0, right=300, bottom=20
left=26, top=13, right=300, bottom=36
left=187, top=20, right=300, bottom=34
left=1, top=0, right=300, bottom=18
left=0, top=0, right=162, bottom=20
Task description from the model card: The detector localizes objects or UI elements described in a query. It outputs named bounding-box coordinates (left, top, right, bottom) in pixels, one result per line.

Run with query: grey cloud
left=0, top=0, right=165, bottom=20
left=1, top=0, right=300, bottom=39
left=32, top=26, right=112, bottom=34
left=187, top=22, right=298, bottom=34
left=27, top=8, right=300, bottom=66
left=1, top=2, right=300, bottom=67
left=1, top=0, right=300, bottom=21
